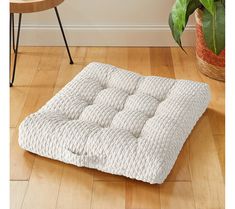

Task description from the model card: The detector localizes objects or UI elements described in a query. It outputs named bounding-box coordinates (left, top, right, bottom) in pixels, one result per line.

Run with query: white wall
left=17, top=0, right=195, bottom=46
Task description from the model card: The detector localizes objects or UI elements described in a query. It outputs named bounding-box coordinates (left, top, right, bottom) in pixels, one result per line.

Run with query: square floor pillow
left=19, top=62, right=210, bottom=184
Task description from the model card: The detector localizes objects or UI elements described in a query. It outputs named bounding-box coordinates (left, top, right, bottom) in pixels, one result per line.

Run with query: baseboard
left=18, top=24, right=195, bottom=46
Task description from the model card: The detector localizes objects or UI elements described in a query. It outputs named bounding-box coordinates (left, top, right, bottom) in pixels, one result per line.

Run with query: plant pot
left=195, top=9, right=225, bottom=81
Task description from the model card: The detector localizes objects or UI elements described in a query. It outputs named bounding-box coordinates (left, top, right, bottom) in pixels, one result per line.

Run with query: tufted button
left=148, top=114, right=155, bottom=119
left=118, top=107, right=124, bottom=112
left=134, top=133, right=140, bottom=138
left=157, top=98, right=165, bottom=103
left=101, top=85, right=107, bottom=89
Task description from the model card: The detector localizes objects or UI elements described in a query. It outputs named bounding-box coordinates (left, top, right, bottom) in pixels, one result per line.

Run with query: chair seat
left=10, top=0, right=64, bottom=13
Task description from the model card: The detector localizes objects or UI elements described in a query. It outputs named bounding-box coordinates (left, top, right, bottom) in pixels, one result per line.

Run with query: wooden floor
left=10, top=47, right=225, bottom=209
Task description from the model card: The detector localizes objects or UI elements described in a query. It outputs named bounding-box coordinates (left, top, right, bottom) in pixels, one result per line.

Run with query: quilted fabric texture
left=19, top=62, right=210, bottom=184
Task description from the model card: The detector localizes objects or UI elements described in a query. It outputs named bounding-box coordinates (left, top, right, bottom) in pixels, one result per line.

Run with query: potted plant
left=169, top=0, right=225, bottom=81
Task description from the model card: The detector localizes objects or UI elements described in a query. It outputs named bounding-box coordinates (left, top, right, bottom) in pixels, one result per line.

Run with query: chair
left=10, top=0, right=74, bottom=87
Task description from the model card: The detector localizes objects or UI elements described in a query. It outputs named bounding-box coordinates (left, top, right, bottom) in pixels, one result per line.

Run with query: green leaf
left=169, top=0, right=201, bottom=50
left=169, top=12, right=183, bottom=49
left=216, top=0, right=225, bottom=7
left=187, top=0, right=202, bottom=20
left=170, top=0, right=190, bottom=31
left=199, top=0, right=215, bottom=15
left=221, top=0, right=225, bottom=6
left=202, top=2, right=225, bottom=54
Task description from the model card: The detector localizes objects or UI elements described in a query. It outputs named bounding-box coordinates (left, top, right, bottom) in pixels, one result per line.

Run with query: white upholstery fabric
left=19, top=62, right=210, bottom=184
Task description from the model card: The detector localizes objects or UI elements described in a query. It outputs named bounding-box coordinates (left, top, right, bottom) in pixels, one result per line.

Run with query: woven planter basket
left=195, top=9, right=225, bottom=81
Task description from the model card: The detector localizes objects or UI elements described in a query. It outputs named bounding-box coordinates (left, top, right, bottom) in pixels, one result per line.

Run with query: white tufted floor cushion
left=19, top=62, right=210, bottom=184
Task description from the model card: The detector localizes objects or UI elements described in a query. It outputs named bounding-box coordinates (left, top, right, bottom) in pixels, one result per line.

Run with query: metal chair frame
left=9, top=7, right=74, bottom=87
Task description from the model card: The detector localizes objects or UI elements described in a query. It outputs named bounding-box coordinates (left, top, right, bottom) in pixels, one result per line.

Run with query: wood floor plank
left=73, top=46, right=87, bottom=59
left=16, top=52, right=60, bottom=124
left=30, top=70, right=59, bottom=87
left=206, top=107, right=225, bottom=136
left=10, top=128, right=16, bottom=139
left=37, top=47, right=65, bottom=71
left=213, top=135, right=225, bottom=179
left=10, top=128, right=35, bottom=180
left=91, top=181, right=125, bottom=209
left=160, top=182, right=195, bottom=209
left=188, top=116, right=225, bottom=209
left=10, top=181, right=28, bottom=209
left=93, top=170, right=126, bottom=182
left=21, top=157, right=63, bottom=209
left=85, top=47, right=107, bottom=65
left=170, top=48, right=203, bottom=82
left=126, top=180, right=160, bottom=209
left=11, top=47, right=42, bottom=86
left=106, top=47, right=128, bottom=69
left=128, top=48, right=151, bottom=75
left=165, top=140, right=191, bottom=182
left=27, top=46, right=64, bottom=109
left=17, top=87, right=54, bottom=128
left=56, top=165, right=93, bottom=209
left=53, top=47, right=89, bottom=94
left=10, top=47, right=42, bottom=127
left=54, top=59, right=83, bottom=88
left=10, top=87, right=29, bottom=128
left=200, top=74, right=225, bottom=135
left=150, top=47, right=175, bottom=78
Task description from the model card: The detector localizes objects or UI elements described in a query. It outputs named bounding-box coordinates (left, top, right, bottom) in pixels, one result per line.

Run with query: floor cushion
left=19, top=62, right=210, bottom=184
